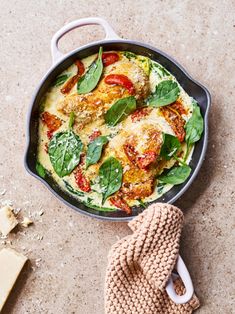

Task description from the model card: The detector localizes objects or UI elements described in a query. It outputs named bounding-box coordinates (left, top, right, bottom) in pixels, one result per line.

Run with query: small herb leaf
left=86, top=136, right=109, bottom=169
left=63, top=180, right=85, bottom=197
left=49, top=130, right=83, bottom=177
left=158, top=165, right=191, bottom=185
left=36, top=161, right=47, bottom=178
left=185, top=100, right=204, bottom=145
left=77, top=47, right=103, bottom=94
left=52, top=74, right=70, bottom=87
left=99, top=157, right=123, bottom=204
left=150, top=61, right=171, bottom=79
left=105, top=96, right=136, bottom=126
left=69, top=112, right=75, bottom=129
left=160, top=133, right=181, bottom=160
left=122, top=51, right=137, bottom=60
left=147, top=80, right=180, bottom=107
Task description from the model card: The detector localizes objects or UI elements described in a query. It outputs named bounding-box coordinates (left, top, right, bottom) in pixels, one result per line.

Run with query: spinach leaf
left=105, top=96, right=136, bottom=126
left=147, top=80, right=180, bottom=107
left=99, top=157, right=123, bottom=204
left=138, top=199, right=147, bottom=208
left=160, top=133, right=181, bottom=160
left=185, top=100, right=204, bottom=145
left=122, top=51, right=137, bottom=60
left=77, top=47, right=103, bottom=94
left=49, top=130, right=83, bottom=178
left=157, top=182, right=166, bottom=194
left=86, top=136, right=108, bottom=169
left=63, top=180, right=85, bottom=197
left=36, top=161, right=47, bottom=178
left=52, top=74, right=70, bottom=87
left=150, top=62, right=171, bottom=79
left=82, top=201, right=116, bottom=212
left=158, top=165, right=191, bottom=185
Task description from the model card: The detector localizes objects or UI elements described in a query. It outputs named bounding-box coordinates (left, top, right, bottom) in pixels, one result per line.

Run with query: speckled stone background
left=0, top=0, right=234, bottom=313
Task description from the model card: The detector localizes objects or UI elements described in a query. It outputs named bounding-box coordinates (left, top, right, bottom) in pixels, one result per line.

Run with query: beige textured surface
left=0, top=0, right=234, bottom=313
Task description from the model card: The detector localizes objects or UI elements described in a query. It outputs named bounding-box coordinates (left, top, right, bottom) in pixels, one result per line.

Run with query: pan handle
left=165, top=255, right=194, bottom=304
left=51, top=17, right=120, bottom=64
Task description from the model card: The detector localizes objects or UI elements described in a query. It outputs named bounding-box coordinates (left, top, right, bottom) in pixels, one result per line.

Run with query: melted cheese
left=37, top=52, right=194, bottom=210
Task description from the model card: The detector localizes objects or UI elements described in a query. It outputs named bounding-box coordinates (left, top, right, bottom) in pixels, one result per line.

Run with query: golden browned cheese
left=57, top=59, right=150, bottom=129
left=99, top=123, right=163, bottom=200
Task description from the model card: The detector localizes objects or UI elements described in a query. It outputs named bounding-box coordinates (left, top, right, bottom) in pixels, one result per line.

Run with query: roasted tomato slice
left=109, top=195, right=131, bottom=214
left=89, top=130, right=101, bottom=142
left=131, top=107, right=151, bottom=122
left=41, top=111, right=62, bottom=138
left=61, top=60, right=85, bottom=94
left=102, top=52, right=119, bottom=66
left=161, top=105, right=186, bottom=142
left=123, top=143, right=137, bottom=164
left=47, top=130, right=54, bottom=140
left=75, top=60, right=85, bottom=75
left=136, top=151, right=157, bottom=169
left=170, top=101, right=187, bottom=115
left=104, top=74, right=135, bottom=95
left=74, top=168, right=91, bottom=192
left=60, top=75, right=79, bottom=94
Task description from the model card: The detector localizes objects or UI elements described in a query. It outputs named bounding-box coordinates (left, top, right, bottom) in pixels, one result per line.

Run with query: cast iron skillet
left=25, top=17, right=211, bottom=221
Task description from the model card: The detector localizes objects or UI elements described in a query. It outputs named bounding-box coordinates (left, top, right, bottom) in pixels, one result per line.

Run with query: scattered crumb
left=0, top=189, right=6, bottom=196
left=21, top=217, right=33, bottom=228
left=1, top=200, right=13, bottom=207
left=35, top=258, right=42, bottom=267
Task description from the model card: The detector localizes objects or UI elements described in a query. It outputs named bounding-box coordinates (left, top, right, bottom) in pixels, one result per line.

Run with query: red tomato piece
left=41, top=112, right=62, bottom=133
left=137, top=151, right=157, bottom=169
left=75, top=60, right=85, bottom=75
left=123, top=143, right=137, bottom=164
left=104, top=74, right=135, bottom=95
left=61, top=75, right=78, bottom=94
left=47, top=130, right=54, bottom=140
left=61, top=60, right=85, bottom=94
left=131, top=107, right=151, bottom=122
left=89, top=130, right=101, bottom=142
left=102, top=52, right=119, bottom=66
left=74, top=168, right=91, bottom=192
left=109, top=195, right=131, bottom=214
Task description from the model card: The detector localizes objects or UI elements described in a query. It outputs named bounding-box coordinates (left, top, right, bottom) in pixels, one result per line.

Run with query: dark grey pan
left=25, top=40, right=211, bottom=221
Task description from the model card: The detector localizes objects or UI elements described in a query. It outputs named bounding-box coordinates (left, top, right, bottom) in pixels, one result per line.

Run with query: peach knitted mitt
left=105, top=203, right=200, bottom=314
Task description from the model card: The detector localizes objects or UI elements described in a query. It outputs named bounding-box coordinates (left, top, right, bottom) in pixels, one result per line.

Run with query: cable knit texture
left=105, top=203, right=200, bottom=314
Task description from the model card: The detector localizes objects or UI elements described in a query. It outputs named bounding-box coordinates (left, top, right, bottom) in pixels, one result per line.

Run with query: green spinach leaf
left=52, top=74, right=70, bottom=87
left=147, top=80, right=180, bottom=107
left=185, top=100, right=204, bottom=145
left=49, top=130, right=83, bottom=178
left=36, top=161, right=47, bottom=178
left=86, top=136, right=108, bottom=169
left=150, top=62, right=171, bottom=79
left=160, top=133, right=181, bottom=160
left=63, top=180, right=85, bottom=197
left=157, top=182, right=166, bottom=194
left=158, top=165, right=191, bottom=185
left=138, top=199, right=147, bottom=208
left=82, top=201, right=116, bottom=212
left=122, top=51, right=137, bottom=60
left=99, top=157, right=123, bottom=204
left=77, top=47, right=103, bottom=94
left=105, top=96, right=136, bottom=126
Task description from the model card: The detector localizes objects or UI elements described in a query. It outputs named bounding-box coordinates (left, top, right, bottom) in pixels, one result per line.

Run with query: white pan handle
left=165, top=255, right=194, bottom=304
left=51, top=17, right=120, bottom=64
